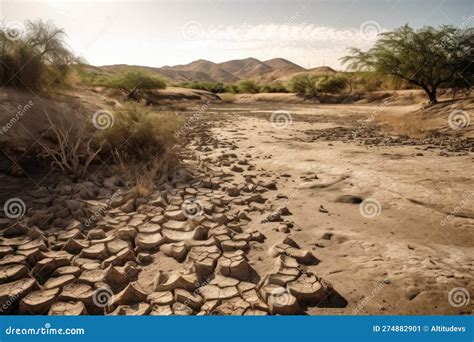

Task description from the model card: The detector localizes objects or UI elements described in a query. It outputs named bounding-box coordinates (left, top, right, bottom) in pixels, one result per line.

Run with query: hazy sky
left=2, top=0, right=473, bottom=69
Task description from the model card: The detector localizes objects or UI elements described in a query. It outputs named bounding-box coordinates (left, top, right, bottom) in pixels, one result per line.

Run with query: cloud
left=181, top=22, right=385, bottom=68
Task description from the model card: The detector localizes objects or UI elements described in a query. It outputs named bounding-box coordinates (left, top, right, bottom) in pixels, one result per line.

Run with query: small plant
left=38, top=111, right=103, bottom=179
left=102, top=103, right=183, bottom=163
left=102, top=103, right=183, bottom=190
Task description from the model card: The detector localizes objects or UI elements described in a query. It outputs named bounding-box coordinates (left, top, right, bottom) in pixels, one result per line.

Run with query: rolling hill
left=89, top=58, right=337, bottom=84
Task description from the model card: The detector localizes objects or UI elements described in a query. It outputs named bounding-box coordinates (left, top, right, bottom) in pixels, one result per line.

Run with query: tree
left=316, top=76, right=348, bottom=93
left=0, top=19, right=75, bottom=90
left=341, top=25, right=474, bottom=105
left=106, top=71, right=166, bottom=101
left=289, top=74, right=318, bottom=98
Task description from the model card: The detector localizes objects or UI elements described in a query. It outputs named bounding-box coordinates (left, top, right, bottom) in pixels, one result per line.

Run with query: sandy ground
left=1, top=89, right=472, bottom=315
left=201, top=101, right=474, bottom=314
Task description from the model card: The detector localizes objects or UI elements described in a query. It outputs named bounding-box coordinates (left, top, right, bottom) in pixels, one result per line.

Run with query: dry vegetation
left=1, top=20, right=184, bottom=191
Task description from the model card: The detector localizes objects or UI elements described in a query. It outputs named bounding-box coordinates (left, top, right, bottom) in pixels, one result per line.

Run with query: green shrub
left=225, top=84, right=239, bottom=94
left=78, top=71, right=111, bottom=87
left=289, top=74, right=318, bottom=98
left=316, top=76, right=348, bottom=93
left=178, top=81, right=226, bottom=93
left=260, top=81, right=288, bottom=93
left=237, top=80, right=260, bottom=94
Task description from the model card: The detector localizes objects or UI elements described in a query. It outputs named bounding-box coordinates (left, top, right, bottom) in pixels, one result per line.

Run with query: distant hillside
left=274, top=65, right=337, bottom=82
left=218, top=57, right=273, bottom=80
left=88, top=58, right=337, bottom=84
left=164, top=59, right=240, bottom=83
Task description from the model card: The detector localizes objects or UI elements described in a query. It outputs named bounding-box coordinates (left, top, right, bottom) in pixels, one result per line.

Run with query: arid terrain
left=1, top=88, right=472, bottom=315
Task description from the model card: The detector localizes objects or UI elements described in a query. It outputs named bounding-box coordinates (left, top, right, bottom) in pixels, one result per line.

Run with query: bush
left=316, top=76, right=348, bottom=93
left=177, top=81, right=226, bottom=93
left=237, top=80, right=260, bottom=93
left=225, top=84, right=239, bottom=94
left=289, top=74, right=318, bottom=98
left=38, top=111, right=103, bottom=179
left=100, top=103, right=183, bottom=164
left=104, top=71, right=166, bottom=101
left=0, top=20, right=75, bottom=91
left=78, top=71, right=111, bottom=87
left=260, top=82, right=288, bottom=93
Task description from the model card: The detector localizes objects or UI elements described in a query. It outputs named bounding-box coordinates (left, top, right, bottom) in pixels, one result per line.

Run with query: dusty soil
left=0, top=93, right=472, bottom=315
left=198, top=100, right=474, bottom=314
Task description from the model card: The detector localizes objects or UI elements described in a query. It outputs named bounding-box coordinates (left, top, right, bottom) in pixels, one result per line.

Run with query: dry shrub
left=0, top=20, right=75, bottom=91
left=38, top=111, right=103, bottom=178
left=101, top=103, right=183, bottom=191
left=377, top=113, right=432, bottom=138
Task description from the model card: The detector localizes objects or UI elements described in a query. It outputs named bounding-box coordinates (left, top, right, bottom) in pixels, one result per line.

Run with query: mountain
left=164, top=59, right=240, bottom=83
left=218, top=57, right=273, bottom=80
left=263, top=58, right=305, bottom=73
left=93, top=58, right=336, bottom=84
left=257, top=58, right=306, bottom=82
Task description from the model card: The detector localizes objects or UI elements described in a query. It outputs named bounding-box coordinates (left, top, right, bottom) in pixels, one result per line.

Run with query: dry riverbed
left=0, top=100, right=472, bottom=315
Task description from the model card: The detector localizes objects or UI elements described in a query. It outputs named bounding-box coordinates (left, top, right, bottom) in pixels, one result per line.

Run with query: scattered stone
left=319, top=205, right=329, bottom=213
left=335, top=195, right=363, bottom=204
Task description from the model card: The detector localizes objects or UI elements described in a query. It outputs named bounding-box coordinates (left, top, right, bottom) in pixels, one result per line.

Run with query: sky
left=1, top=0, right=473, bottom=69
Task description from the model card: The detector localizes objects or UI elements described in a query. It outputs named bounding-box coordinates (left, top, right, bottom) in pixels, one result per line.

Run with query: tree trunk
left=422, top=86, right=438, bottom=105
left=428, top=90, right=438, bottom=105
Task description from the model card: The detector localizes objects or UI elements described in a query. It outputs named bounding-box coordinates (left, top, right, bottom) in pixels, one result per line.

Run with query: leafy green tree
left=316, top=76, right=348, bottom=93
left=289, top=74, right=318, bottom=98
left=106, top=71, right=166, bottom=101
left=342, top=25, right=473, bottom=105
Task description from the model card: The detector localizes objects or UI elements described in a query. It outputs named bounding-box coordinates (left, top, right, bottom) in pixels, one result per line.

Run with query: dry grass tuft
left=101, top=103, right=183, bottom=191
